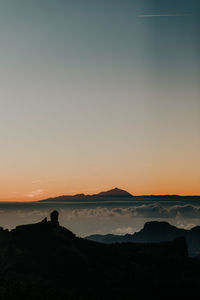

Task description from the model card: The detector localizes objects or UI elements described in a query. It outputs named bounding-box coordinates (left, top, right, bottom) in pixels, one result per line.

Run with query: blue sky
left=0, top=0, right=199, bottom=199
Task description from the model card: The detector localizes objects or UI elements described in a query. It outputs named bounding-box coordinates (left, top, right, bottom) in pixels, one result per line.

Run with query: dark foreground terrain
left=0, top=211, right=200, bottom=300
left=86, top=221, right=200, bottom=257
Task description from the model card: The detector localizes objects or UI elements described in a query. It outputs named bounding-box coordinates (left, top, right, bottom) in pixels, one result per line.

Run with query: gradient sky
left=0, top=0, right=199, bottom=200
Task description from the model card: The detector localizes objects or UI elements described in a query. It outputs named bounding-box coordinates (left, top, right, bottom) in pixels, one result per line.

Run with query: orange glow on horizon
left=1, top=160, right=199, bottom=201
left=1, top=184, right=200, bottom=202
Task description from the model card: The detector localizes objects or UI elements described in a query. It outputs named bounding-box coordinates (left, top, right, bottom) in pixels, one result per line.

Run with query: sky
left=0, top=0, right=200, bottom=200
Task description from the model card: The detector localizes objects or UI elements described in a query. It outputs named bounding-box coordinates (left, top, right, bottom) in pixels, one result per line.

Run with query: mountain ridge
left=39, top=188, right=200, bottom=202
left=86, top=220, right=200, bottom=257
left=39, top=187, right=133, bottom=202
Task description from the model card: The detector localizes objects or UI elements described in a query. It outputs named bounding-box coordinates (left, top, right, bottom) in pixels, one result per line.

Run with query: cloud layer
left=69, top=203, right=200, bottom=219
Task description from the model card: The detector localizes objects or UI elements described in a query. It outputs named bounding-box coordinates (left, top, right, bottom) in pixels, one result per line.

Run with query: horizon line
left=1, top=194, right=200, bottom=203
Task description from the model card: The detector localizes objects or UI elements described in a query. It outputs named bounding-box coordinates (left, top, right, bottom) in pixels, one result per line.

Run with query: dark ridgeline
left=0, top=212, right=200, bottom=299
left=86, top=221, right=200, bottom=257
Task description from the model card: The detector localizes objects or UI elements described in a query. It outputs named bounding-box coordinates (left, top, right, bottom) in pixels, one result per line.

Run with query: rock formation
left=50, top=210, right=59, bottom=225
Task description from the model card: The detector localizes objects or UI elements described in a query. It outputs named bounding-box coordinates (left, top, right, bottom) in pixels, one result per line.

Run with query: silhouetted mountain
left=86, top=221, right=200, bottom=257
left=93, top=187, right=133, bottom=197
left=39, top=189, right=200, bottom=202
left=1, top=212, right=200, bottom=299
left=39, top=187, right=134, bottom=202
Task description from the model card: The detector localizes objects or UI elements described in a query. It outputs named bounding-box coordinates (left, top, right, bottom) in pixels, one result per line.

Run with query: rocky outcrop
left=50, top=210, right=59, bottom=225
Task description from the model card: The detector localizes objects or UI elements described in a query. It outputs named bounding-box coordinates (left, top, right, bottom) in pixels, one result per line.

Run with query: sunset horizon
left=1, top=185, right=200, bottom=202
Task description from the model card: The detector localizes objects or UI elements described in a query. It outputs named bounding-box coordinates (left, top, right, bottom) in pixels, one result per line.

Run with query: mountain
left=86, top=221, right=200, bottom=257
left=0, top=212, right=200, bottom=299
left=93, top=187, right=133, bottom=197
left=39, top=187, right=134, bottom=202
left=39, top=189, right=200, bottom=202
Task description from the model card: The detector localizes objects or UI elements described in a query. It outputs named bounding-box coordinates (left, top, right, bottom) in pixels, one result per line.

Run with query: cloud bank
left=69, top=203, right=200, bottom=219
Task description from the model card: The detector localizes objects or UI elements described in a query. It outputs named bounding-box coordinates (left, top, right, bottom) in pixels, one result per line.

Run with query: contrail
left=138, top=14, right=191, bottom=18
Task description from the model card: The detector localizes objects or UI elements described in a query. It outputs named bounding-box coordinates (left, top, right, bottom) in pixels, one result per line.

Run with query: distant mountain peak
left=39, top=187, right=133, bottom=202
left=94, top=188, right=133, bottom=197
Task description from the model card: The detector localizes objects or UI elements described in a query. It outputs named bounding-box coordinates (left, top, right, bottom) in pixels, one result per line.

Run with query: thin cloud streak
left=25, top=189, right=45, bottom=198
left=139, top=14, right=192, bottom=18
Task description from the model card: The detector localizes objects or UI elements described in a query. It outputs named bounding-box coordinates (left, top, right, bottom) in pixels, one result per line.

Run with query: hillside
left=0, top=212, right=199, bottom=299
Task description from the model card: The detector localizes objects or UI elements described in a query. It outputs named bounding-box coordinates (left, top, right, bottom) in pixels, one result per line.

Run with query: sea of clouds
left=66, top=203, right=200, bottom=219
left=0, top=201, right=200, bottom=235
